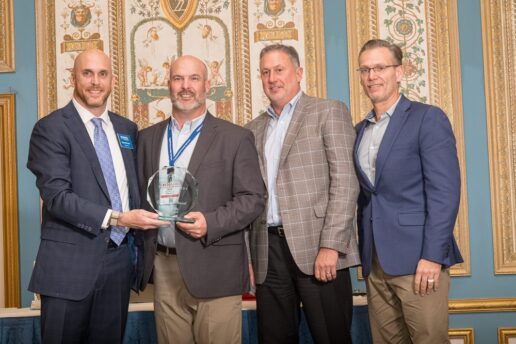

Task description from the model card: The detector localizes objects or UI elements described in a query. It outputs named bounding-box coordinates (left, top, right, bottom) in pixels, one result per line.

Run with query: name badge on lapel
left=117, top=133, right=134, bottom=149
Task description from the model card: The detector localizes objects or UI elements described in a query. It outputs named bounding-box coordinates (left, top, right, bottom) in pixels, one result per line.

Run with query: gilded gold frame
left=0, top=0, right=15, bottom=72
left=449, top=329, right=474, bottom=344
left=346, top=0, right=470, bottom=275
left=499, top=328, right=516, bottom=344
left=0, top=94, right=20, bottom=307
left=481, top=1, right=516, bottom=274
left=449, top=298, right=516, bottom=314
left=35, top=1, right=326, bottom=121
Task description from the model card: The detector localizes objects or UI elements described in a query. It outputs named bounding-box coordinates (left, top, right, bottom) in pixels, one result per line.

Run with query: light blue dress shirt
left=157, top=112, right=206, bottom=248
left=357, top=96, right=401, bottom=185
left=264, top=91, right=302, bottom=226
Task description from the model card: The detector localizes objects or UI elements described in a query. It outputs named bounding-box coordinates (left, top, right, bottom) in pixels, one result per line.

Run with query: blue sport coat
left=27, top=101, right=143, bottom=300
left=354, top=95, right=463, bottom=277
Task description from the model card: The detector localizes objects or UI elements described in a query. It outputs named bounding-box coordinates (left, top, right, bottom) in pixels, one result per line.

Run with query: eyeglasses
left=356, top=65, right=400, bottom=75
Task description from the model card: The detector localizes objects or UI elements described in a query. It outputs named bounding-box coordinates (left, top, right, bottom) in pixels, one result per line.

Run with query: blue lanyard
left=167, top=119, right=204, bottom=166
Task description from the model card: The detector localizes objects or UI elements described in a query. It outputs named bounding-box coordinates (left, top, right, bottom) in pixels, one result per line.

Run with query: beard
left=171, top=91, right=206, bottom=113
left=74, top=88, right=110, bottom=110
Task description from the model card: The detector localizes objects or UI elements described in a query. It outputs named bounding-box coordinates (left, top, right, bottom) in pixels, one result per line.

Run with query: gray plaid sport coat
left=246, top=93, right=360, bottom=284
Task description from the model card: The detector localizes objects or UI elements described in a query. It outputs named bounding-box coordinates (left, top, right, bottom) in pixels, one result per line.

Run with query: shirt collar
left=266, top=91, right=303, bottom=119
left=72, top=97, right=110, bottom=125
left=365, top=94, right=402, bottom=124
left=170, top=111, right=207, bottom=131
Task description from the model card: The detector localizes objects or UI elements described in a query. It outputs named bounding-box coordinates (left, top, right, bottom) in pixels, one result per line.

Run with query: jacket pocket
left=313, top=201, right=327, bottom=218
left=398, top=212, right=426, bottom=226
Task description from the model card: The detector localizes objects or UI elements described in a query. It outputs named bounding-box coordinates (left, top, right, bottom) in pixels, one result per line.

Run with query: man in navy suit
left=354, top=39, right=463, bottom=343
left=27, top=49, right=168, bottom=343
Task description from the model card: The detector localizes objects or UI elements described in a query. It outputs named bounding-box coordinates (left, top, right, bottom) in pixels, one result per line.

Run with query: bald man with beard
left=138, top=55, right=265, bottom=343
left=27, top=49, right=168, bottom=344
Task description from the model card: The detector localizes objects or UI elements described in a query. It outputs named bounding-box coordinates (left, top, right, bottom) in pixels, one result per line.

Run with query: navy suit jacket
left=354, top=95, right=463, bottom=277
left=27, top=101, right=143, bottom=300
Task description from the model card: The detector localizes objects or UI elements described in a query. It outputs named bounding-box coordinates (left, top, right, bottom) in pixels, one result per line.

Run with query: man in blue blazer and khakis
left=27, top=49, right=168, bottom=343
left=354, top=39, right=463, bottom=343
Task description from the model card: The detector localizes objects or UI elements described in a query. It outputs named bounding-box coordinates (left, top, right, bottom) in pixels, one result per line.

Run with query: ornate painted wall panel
left=0, top=0, right=15, bottom=72
left=481, top=0, right=516, bottom=274
left=346, top=0, right=470, bottom=275
left=35, top=0, right=326, bottom=126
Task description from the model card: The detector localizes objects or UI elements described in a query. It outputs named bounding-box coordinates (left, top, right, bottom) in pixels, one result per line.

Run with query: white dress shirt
left=72, top=98, right=130, bottom=228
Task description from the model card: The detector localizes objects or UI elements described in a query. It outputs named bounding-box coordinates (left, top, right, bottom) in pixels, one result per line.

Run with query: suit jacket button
left=264, top=194, right=268, bottom=199
left=105, top=237, right=110, bottom=243
left=261, top=219, right=266, bottom=225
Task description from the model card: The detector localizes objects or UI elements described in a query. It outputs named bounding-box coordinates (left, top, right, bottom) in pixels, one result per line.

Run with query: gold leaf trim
left=0, top=94, right=20, bottom=307
left=449, top=298, right=516, bottom=313
left=481, top=0, right=516, bottom=274
left=498, top=328, right=516, bottom=344
left=0, top=0, right=15, bottom=72
left=449, top=328, right=474, bottom=344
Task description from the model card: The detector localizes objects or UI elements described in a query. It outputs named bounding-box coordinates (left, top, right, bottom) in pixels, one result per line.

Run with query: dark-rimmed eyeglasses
left=356, top=65, right=400, bottom=75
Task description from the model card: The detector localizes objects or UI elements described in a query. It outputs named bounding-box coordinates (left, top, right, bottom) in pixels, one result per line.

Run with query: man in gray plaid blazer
left=246, top=44, right=360, bottom=344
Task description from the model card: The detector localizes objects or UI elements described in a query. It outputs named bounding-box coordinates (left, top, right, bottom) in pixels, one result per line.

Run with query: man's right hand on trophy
left=118, top=209, right=171, bottom=230
left=176, top=212, right=207, bottom=239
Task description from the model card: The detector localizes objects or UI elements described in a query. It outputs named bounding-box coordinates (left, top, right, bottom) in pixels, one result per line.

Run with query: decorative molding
left=0, top=94, right=20, bottom=307
left=0, top=0, right=15, bottom=72
left=449, top=298, right=516, bottom=314
left=35, top=1, right=57, bottom=118
left=449, top=328, right=474, bottom=344
left=346, top=0, right=470, bottom=275
left=481, top=0, right=516, bottom=274
left=303, top=0, right=326, bottom=98
left=498, top=328, right=516, bottom=344
left=0, top=0, right=16, bottom=73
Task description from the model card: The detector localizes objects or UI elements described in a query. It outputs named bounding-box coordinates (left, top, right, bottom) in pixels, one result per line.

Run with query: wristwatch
left=109, top=210, right=121, bottom=226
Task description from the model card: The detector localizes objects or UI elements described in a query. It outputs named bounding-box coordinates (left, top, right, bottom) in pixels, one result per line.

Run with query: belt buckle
left=277, top=225, right=285, bottom=237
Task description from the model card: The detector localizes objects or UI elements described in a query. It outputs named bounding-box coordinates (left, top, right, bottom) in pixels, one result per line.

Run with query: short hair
left=358, top=39, right=403, bottom=65
left=260, top=44, right=300, bottom=67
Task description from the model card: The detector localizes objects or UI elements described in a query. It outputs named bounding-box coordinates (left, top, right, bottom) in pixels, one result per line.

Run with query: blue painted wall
left=0, top=1, right=514, bottom=342
left=0, top=0, right=40, bottom=309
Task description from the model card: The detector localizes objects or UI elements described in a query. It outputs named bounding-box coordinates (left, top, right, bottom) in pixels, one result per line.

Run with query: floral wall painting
left=36, top=1, right=326, bottom=126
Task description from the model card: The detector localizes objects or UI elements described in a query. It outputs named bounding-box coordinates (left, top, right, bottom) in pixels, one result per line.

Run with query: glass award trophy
left=146, top=166, right=198, bottom=223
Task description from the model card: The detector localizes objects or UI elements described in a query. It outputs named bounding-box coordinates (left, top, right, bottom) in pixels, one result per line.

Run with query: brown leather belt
left=268, top=225, right=285, bottom=237
left=156, top=243, right=177, bottom=255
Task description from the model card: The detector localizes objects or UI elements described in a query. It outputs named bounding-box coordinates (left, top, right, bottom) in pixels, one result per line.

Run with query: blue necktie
left=92, top=118, right=126, bottom=245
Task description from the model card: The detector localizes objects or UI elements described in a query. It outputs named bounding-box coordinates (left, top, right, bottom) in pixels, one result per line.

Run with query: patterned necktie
left=92, top=117, right=126, bottom=245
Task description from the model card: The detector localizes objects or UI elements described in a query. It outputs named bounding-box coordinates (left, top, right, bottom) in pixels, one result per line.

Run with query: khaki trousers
left=153, top=251, right=242, bottom=344
left=366, top=255, right=450, bottom=344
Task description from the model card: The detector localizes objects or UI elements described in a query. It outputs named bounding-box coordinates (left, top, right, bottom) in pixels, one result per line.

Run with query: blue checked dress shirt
left=92, top=117, right=127, bottom=245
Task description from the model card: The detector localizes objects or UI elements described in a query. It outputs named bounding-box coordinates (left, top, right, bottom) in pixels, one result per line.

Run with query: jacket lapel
left=278, top=93, right=308, bottom=168
left=354, top=121, right=375, bottom=192
left=151, top=119, right=169, bottom=171
left=253, top=113, right=269, bottom=187
left=374, top=95, right=411, bottom=186
left=188, top=112, right=217, bottom=176
left=63, top=102, right=110, bottom=200
left=110, top=112, right=139, bottom=207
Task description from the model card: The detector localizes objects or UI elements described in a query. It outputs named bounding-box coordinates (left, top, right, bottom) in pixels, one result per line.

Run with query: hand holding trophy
left=147, top=166, right=198, bottom=223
